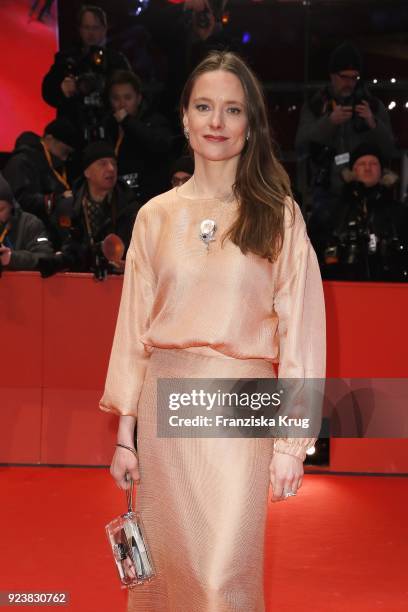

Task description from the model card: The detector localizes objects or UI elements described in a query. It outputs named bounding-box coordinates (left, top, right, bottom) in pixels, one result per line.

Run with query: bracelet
left=116, top=443, right=138, bottom=458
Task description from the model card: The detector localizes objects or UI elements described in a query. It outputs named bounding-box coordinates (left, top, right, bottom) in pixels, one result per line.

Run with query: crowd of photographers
left=1, top=3, right=407, bottom=282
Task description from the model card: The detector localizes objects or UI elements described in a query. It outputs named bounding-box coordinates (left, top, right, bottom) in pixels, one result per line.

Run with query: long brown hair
left=180, top=51, right=294, bottom=262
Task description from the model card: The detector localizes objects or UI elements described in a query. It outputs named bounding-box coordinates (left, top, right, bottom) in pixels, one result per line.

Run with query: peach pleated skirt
left=128, top=347, right=276, bottom=612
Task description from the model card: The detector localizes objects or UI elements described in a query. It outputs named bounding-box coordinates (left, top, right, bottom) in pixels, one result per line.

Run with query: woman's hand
left=110, top=446, right=141, bottom=490
left=269, top=452, right=304, bottom=503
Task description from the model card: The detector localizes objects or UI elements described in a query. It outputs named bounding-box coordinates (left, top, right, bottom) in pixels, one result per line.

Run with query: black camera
left=63, top=47, right=108, bottom=142
left=340, top=81, right=372, bottom=133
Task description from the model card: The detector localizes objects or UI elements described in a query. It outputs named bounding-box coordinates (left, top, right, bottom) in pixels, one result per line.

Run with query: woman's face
left=183, top=70, right=248, bottom=163
left=110, top=83, right=142, bottom=117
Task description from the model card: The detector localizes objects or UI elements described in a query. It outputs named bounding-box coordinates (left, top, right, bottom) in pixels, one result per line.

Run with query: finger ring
left=284, top=491, right=297, bottom=498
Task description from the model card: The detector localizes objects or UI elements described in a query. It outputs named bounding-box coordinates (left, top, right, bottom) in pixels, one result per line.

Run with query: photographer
left=39, top=141, right=141, bottom=279
left=295, top=41, right=396, bottom=211
left=104, top=70, right=174, bottom=203
left=41, top=5, right=130, bottom=142
left=0, top=174, right=54, bottom=273
left=2, top=119, right=78, bottom=246
left=317, top=144, right=408, bottom=282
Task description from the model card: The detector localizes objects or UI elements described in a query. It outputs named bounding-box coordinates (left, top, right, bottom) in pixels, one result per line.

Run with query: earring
left=246, top=129, right=250, bottom=141
left=184, top=127, right=190, bottom=140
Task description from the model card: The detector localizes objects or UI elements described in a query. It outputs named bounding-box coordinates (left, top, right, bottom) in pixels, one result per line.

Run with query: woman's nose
left=209, top=108, right=224, bottom=129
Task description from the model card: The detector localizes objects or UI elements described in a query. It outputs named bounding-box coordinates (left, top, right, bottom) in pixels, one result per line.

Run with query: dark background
left=57, top=0, right=408, bottom=155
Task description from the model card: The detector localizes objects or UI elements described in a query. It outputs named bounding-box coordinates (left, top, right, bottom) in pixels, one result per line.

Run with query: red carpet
left=0, top=0, right=58, bottom=152
left=1, top=467, right=407, bottom=611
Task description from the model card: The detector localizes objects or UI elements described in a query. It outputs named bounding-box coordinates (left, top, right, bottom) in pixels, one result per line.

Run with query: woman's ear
left=182, top=112, right=189, bottom=131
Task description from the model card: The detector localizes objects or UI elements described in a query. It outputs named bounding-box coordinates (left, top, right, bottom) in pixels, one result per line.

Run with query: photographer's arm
left=42, top=52, right=69, bottom=108
left=367, top=100, right=396, bottom=160
left=3, top=158, right=52, bottom=220
left=295, top=102, right=337, bottom=151
left=5, top=218, right=54, bottom=271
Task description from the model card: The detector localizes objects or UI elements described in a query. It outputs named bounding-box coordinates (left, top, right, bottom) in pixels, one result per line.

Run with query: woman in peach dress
left=99, top=50, right=326, bottom=612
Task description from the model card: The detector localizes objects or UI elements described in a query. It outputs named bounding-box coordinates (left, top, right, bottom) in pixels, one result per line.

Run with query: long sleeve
left=295, top=102, right=337, bottom=151
left=272, top=199, right=326, bottom=461
left=7, top=215, right=54, bottom=270
left=367, top=100, right=396, bottom=159
left=99, top=206, right=155, bottom=417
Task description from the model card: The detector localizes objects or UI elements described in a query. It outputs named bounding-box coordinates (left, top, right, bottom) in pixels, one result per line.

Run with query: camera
left=63, top=47, right=108, bottom=142
left=340, top=81, right=372, bottom=133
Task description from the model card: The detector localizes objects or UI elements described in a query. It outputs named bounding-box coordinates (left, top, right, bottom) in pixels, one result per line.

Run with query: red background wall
left=0, top=0, right=58, bottom=152
left=1, top=272, right=407, bottom=472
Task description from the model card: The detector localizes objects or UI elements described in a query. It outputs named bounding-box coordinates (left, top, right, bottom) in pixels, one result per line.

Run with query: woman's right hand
left=110, top=446, right=141, bottom=490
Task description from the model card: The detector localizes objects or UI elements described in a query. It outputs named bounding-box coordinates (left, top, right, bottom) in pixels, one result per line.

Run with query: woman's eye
left=195, top=104, right=209, bottom=112
left=227, top=107, right=241, bottom=114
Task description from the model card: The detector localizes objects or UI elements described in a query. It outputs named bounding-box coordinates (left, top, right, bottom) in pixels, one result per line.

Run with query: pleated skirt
left=128, top=347, right=276, bottom=612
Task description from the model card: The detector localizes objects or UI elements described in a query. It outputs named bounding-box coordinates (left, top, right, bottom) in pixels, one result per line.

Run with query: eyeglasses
left=336, top=73, right=360, bottom=83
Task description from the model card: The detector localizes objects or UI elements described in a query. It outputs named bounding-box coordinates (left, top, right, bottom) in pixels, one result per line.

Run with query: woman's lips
left=204, top=135, right=228, bottom=142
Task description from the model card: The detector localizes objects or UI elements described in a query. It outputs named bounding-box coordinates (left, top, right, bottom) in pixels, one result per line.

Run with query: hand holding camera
left=330, top=104, right=353, bottom=126
left=61, top=76, right=77, bottom=98
left=354, top=100, right=376, bottom=129
left=0, top=244, right=12, bottom=266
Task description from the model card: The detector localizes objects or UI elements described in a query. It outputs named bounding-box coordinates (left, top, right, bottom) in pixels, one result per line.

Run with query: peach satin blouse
left=99, top=188, right=326, bottom=461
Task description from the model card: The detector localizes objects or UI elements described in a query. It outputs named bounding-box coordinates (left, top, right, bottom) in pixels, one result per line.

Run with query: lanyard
left=41, top=140, right=70, bottom=190
left=0, top=222, right=11, bottom=243
left=115, top=127, right=124, bottom=156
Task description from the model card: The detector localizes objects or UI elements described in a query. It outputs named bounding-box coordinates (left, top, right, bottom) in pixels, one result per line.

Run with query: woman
left=100, top=51, right=326, bottom=612
left=105, top=70, right=174, bottom=203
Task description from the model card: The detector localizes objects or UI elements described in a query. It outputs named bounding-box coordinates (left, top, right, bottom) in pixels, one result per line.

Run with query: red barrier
left=1, top=272, right=407, bottom=472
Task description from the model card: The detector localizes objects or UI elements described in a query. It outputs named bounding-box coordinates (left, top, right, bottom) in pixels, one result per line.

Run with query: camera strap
left=82, top=195, right=96, bottom=246
left=41, top=140, right=70, bottom=190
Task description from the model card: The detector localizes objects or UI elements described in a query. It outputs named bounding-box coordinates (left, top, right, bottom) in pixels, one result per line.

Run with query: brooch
left=199, top=219, right=217, bottom=251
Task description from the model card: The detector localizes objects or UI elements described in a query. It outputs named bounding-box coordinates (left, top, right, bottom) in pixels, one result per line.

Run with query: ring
left=284, top=491, right=297, bottom=498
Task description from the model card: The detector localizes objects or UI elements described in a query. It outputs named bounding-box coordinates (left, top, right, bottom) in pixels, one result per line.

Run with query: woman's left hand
left=269, top=452, right=303, bottom=502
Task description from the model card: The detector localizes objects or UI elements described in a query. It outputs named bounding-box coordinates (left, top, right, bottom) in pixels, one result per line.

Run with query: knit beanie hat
left=82, top=141, right=116, bottom=171
left=44, top=118, right=79, bottom=149
left=329, top=41, right=363, bottom=74
left=349, top=143, right=384, bottom=170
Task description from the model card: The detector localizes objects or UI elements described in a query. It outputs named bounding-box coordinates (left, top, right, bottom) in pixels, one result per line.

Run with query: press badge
left=334, top=153, right=350, bottom=166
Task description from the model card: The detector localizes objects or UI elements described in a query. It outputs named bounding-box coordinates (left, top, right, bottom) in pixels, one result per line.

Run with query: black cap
left=44, top=118, right=79, bottom=149
left=329, top=41, right=363, bottom=74
left=82, top=141, right=116, bottom=171
left=349, top=143, right=384, bottom=170
left=0, top=173, right=14, bottom=205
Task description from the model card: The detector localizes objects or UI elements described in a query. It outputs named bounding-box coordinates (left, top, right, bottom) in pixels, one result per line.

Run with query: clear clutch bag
left=105, top=477, right=156, bottom=589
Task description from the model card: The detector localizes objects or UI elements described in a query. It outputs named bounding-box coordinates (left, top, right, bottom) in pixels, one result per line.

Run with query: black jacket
left=2, top=132, right=69, bottom=223
left=295, top=84, right=396, bottom=198
left=1, top=202, right=54, bottom=271
left=104, top=100, right=174, bottom=203
left=320, top=171, right=408, bottom=281
left=42, top=46, right=130, bottom=110
left=54, top=179, right=141, bottom=271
